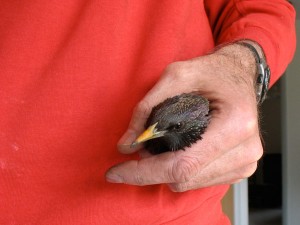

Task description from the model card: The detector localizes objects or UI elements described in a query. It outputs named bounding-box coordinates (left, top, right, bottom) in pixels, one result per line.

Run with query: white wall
left=282, top=19, right=300, bottom=225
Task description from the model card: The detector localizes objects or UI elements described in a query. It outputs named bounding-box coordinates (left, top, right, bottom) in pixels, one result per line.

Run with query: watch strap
left=236, top=42, right=271, bottom=104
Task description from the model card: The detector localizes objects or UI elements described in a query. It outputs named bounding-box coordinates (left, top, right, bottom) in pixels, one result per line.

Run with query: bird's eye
left=174, top=122, right=182, bottom=130
left=168, top=122, right=183, bottom=131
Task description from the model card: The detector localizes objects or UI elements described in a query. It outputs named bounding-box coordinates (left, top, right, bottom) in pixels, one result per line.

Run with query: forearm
left=205, top=0, right=296, bottom=86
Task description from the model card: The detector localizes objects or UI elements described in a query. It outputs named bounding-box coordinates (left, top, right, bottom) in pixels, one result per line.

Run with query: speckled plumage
left=144, top=93, right=210, bottom=154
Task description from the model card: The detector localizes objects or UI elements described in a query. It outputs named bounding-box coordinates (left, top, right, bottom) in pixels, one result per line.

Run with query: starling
left=131, top=93, right=210, bottom=154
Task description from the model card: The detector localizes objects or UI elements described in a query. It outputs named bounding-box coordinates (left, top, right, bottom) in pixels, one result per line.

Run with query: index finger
left=105, top=149, right=199, bottom=185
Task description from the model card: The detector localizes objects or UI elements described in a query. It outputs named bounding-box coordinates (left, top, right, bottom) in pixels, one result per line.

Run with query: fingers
left=106, top=151, right=187, bottom=185
left=109, top=97, right=261, bottom=186
left=167, top=135, right=263, bottom=192
left=169, top=162, right=258, bottom=192
left=117, top=99, right=156, bottom=154
left=107, top=131, right=262, bottom=187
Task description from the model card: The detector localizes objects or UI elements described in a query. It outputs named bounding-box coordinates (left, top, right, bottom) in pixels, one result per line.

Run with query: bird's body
left=133, top=93, right=210, bottom=154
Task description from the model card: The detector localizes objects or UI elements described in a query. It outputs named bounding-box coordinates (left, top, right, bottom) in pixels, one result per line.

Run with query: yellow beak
left=131, top=122, right=166, bottom=147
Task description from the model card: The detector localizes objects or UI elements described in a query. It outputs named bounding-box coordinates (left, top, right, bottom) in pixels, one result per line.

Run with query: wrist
left=234, top=40, right=271, bottom=104
left=213, top=43, right=258, bottom=87
left=212, top=41, right=270, bottom=104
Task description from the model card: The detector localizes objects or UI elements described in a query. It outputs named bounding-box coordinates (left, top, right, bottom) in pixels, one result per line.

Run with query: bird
left=131, top=93, right=210, bottom=154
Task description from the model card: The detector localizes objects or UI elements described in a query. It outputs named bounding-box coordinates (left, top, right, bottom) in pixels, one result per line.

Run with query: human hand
left=105, top=43, right=264, bottom=192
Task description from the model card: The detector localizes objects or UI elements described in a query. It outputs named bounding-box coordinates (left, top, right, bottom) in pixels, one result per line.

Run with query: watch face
left=265, top=67, right=271, bottom=88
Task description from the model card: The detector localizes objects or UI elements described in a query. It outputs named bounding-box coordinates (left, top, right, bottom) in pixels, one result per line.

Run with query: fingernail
left=106, top=173, right=124, bottom=183
left=118, top=130, right=138, bottom=152
left=118, top=130, right=137, bottom=145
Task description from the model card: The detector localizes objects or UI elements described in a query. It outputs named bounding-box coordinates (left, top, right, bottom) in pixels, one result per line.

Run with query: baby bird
left=131, top=93, right=210, bottom=154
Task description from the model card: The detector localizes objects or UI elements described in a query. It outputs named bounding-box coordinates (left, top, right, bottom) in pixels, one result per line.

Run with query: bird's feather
left=143, top=93, right=210, bottom=154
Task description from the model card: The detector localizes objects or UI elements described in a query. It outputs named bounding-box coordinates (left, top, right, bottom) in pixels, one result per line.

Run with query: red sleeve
left=204, top=0, right=296, bottom=86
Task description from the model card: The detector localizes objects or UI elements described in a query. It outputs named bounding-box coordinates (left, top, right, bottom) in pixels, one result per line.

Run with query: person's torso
left=0, top=1, right=229, bottom=224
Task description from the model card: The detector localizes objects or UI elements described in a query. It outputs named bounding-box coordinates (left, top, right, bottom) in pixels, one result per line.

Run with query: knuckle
left=248, top=143, right=264, bottom=162
left=237, top=162, right=258, bottom=179
left=165, top=61, right=183, bottom=73
left=169, top=183, right=189, bottom=192
left=245, top=116, right=258, bottom=134
left=232, top=105, right=259, bottom=139
left=134, top=100, right=151, bottom=120
left=246, top=162, right=258, bottom=177
left=239, top=114, right=258, bottom=138
left=170, top=156, right=199, bottom=183
left=134, top=162, right=145, bottom=186
left=164, top=61, right=187, bottom=80
left=134, top=173, right=145, bottom=186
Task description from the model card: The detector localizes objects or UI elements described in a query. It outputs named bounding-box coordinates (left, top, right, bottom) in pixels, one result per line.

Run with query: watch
left=237, top=42, right=271, bottom=104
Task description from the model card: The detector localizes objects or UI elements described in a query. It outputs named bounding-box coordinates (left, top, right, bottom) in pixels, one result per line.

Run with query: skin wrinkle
left=207, top=136, right=260, bottom=173
left=168, top=107, right=261, bottom=191
left=135, top=160, right=145, bottom=185
left=173, top=137, right=260, bottom=191
left=171, top=154, right=199, bottom=183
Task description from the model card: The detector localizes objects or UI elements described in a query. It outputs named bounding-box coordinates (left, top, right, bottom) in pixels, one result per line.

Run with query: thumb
left=117, top=61, right=204, bottom=154
left=105, top=150, right=189, bottom=185
left=117, top=99, right=153, bottom=154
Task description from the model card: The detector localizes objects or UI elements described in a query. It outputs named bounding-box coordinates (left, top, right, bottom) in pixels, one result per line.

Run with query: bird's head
left=131, top=93, right=210, bottom=154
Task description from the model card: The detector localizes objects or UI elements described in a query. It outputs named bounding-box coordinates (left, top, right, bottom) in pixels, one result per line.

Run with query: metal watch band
left=236, top=42, right=271, bottom=104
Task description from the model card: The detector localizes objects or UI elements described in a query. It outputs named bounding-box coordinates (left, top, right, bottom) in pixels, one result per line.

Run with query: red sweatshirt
left=0, top=1, right=295, bottom=224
